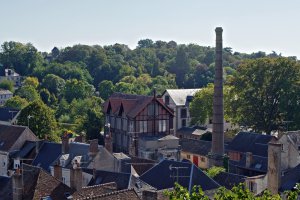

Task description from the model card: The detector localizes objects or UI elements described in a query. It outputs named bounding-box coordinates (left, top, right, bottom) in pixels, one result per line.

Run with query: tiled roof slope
left=0, top=164, right=75, bottom=200
left=227, top=132, right=276, bottom=157
left=72, top=182, right=117, bottom=199
left=84, top=168, right=131, bottom=190
left=104, top=92, right=173, bottom=118
left=74, top=188, right=140, bottom=200
left=0, top=124, right=27, bottom=151
left=179, top=139, right=211, bottom=156
left=139, top=159, right=220, bottom=191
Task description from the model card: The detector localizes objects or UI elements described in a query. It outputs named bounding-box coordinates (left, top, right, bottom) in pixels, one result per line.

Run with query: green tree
left=40, top=88, right=51, bottom=105
left=15, top=85, right=40, bottom=102
left=23, top=76, right=39, bottom=88
left=41, top=74, right=65, bottom=97
left=17, top=100, right=58, bottom=140
left=64, top=79, right=95, bottom=103
left=190, top=84, right=232, bottom=126
left=206, top=166, right=225, bottom=178
left=4, top=96, right=29, bottom=109
left=82, top=108, right=104, bottom=144
left=0, top=41, right=43, bottom=75
left=229, top=57, right=300, bottom=134
left=0, top=79, right=14, bottom=92
left=98, top=80, right=115, bottom=100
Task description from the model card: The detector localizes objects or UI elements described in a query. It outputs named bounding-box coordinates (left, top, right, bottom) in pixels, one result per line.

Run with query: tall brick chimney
left=209, top=27, right=225, bottom=167
left=267, top=142, right=282, bottom=195
left=70, top=167, right=83, bottom=191
left=12, top=169, right=22, bottom=200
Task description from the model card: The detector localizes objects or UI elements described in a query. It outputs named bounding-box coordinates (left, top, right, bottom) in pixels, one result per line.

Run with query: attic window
left=298, top=146, right=300, bottom=151
left=0, top=141, right=4, bottom=146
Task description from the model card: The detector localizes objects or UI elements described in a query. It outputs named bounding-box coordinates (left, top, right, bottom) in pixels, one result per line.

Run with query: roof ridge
left=81, top=182, right=116, bottom=189
left=77, top=188, right=134, bottom=200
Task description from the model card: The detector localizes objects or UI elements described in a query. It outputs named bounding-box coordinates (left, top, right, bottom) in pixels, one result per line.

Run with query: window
left=159, top=120, right=166, bottom=132
left=139, top=121, right=147, bottom=133
left=122, top=118, right=127, bottom=131
left=129, top=121, right=134, bottom=132
left=181, top=108, right=187, bottom=118
left=117, top=118, right=121, bottom=129
left=148, top=103, right=159, bottom=115
left=200, top=157, right=205, bottom=162
left=165, top=95, right=170, bottom=105
left=182, top=119, right=186, bottom=127
left=187, top=154, right=191, bottom=159
left=249, top=181, right=256, bottom=192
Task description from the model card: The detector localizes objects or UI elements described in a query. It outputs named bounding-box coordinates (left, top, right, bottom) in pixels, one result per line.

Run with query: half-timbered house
left=103, top=92, right=174, bottom=155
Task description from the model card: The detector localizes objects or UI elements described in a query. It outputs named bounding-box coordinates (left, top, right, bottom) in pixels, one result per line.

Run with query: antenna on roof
left=169, top=164, right=189, bottom=183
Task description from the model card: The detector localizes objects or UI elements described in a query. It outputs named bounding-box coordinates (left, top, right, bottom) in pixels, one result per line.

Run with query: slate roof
left=0, top=124, right=28, bottom=151
left=72, top=182, right=117, bottom=199
left=10, top=140, right=36, bottom=159
left=0, top=164, right=75, bottom=200
left=0, top=176, right=12, bottom=199
left=179, top=138, right=211, bottom=156
left=139, top=159, right=220, bottom=191
left=83, top=168, right=131, bottom=190
left=32, top=142, right=62, bottom=172
left=177, top=126, right=212, bottom=137
left=280, top=163, right=300, bottom=192
left=227, top=132, right=276, bottom=157
left=104, top=92, right=173, bottom=118
left=229, top=153, right=268, bottom=173
left=213, top=172, right=246, bottom=189
left=0, top=176, right=10, bottom=191
left=0, top=107, right=20, bottom=122
left=163, top=89, right=201, bottom=106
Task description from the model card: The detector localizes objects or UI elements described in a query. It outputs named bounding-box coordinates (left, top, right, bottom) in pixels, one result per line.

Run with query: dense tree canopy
left=0, top=39, right=297, bottom=141
left=228, top=57, right=300, bottom=134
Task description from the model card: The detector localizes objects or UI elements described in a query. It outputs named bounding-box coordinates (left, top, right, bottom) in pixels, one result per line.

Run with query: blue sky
left=1, top=0, right=299, bottom=58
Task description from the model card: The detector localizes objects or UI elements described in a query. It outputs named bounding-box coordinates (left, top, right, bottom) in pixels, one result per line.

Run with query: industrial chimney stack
left=209, top=27, right=225, bottom=167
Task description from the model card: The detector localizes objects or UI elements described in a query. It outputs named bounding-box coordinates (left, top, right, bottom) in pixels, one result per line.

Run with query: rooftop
left=139, top=159, right=220, bottom=191
left=179, top=139, right=211, bottom=156
left=227, top=132, right=276, bottom=157
left=163, top=88, right=201, bottom=106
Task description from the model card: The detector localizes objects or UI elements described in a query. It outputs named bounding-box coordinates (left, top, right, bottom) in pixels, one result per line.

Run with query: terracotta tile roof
left=72, top=182, right=117, bottom=199
left=74, top=188, right=140, bottom=200
left=104, top=92, right=173, bottom=119
left=0, top=124, right=28, bottom=151
left=23, top=164, right=75, bottom=200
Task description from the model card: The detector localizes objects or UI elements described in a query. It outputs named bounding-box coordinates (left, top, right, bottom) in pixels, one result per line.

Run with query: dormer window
left=165, top=95, right=170, bottom=105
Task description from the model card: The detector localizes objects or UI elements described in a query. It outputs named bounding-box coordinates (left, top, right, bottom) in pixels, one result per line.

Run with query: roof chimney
left=53, top=163, right=62, bottom=181
left=245, top=152, right=253, bottom=168
left=267, top=142, right=282, bottom=195
left=209, top=27, right=225, bottom=167
left=70, top=167, right=83, bottom=191
left=61, top=133, right=70, bottom=154
left=12, top=170, right=22, bottom=200
left=89, top=139, right=99, bottom=155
